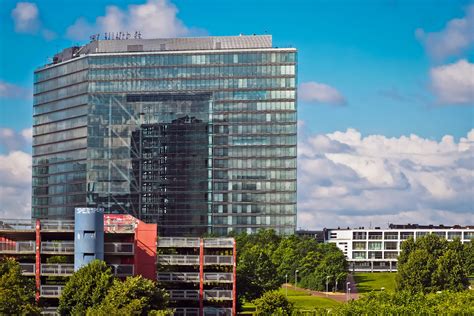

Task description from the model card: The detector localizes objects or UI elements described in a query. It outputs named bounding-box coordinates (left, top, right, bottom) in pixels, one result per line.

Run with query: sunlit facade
left=32, top=35, right=297, bottom=235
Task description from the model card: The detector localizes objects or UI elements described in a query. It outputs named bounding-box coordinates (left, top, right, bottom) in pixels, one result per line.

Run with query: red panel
left=35, top=220, right=41, bottom=302
left=134, top=220, right=157, bottom=280
left=199, top=238, right=204, bottom=316
left=232, top=239, right=237, bottom=316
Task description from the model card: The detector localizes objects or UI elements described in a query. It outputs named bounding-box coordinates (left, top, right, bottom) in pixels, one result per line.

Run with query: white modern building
left=326, top=224, right=474, bottom=272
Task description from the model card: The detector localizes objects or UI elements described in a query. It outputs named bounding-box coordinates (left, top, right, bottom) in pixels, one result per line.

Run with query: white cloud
left=0, top=150, right=31, bottom=218
left=299, top=81, right=346, bottom=106
left=67, top=0, right=198, bottom=40
left=11, top=2, right=39, bottom=33
left=430, top=59, right=474, bottom=105
left=0, top=81, right=31, bottom=99
left=0, top=128, right=32, bottom=152
left=416, top=4, right=474, bottom=61
left=10, top=2, right=55, bottom=40
left=298, top=127, right=474, bottom=229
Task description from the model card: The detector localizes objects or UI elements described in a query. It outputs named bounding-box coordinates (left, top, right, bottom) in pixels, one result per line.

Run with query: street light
left=326, top=276, right=330, bottom=297
left=285, top=274, right=288, bottom=297
left=295, top=270, right=299, bottom=289
left=346, top=282, right=351, bottom=301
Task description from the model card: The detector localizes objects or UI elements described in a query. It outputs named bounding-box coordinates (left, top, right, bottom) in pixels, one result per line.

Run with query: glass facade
left=32, top=40, right=297, bottom=236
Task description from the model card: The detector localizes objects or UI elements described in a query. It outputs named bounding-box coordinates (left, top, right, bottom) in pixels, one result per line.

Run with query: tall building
left=32, top=35, right=297, bottom=236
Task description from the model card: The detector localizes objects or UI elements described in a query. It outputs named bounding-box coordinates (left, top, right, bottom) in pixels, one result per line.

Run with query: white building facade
left=326, top=225, right=474, bottom=272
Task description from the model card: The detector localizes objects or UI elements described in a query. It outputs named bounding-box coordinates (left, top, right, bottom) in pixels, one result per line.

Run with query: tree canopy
left=253, top=291, right=294, bottom=316
left=0, top=258, right=40, bottom=315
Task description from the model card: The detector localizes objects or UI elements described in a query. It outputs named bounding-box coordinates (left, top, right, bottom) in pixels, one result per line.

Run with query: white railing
left=203, top=307, right=232, bottom=316
left=41, top=306, right=59, bottom=316
left=40, top=285, right=64, bottom=298
left=203, top=238, right=234, bottom=248
left=0, top=219, right=34, bottom=230
left=158, top=237, right=200, bottom=248
left=40, top=220, right=75, bottom=231
left=169, top=290, right=199, bottom=301
left=174, top=308, right=200, bottom=316
left=104, top=242, right=134, bottom=254
left=0, top=241, right=35, bottom=253
left=41, top=241, right=74, bottom=254
left=158, top=255, right=200, bottom=265
left=204, top=255, right=234, bottom=266
left=104, top=222, right=135, bottom=233
left=20, top=263, right=35, bottom=275
left=204, top=290, right=233, bottom=301
left=157, top=272, right=199, bottom=282
left=204, top=273, right=233, bottom=283
left=41, top=264, right=74, bottom=276
left=109, top=264, right=134, bottom=277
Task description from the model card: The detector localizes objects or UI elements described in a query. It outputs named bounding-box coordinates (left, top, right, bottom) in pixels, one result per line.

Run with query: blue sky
left=0, top=0, right=472, bottom=227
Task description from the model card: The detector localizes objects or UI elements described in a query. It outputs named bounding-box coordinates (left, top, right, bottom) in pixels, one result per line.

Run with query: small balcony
left=169, top=290, right=199, bottom=301
left=104, top=242, right=134, bottom=255
left=204, top=255, right=234, bottom=266
left=204, top=290, right=233, bottom=301
left=41, top=264, right=74, bottom=276
left=41, top=241, right=74, bottom=254
left=204, top=273, right=233, bottom=283
left=203, top=307, right=232, bottom=316
left=158, top=255, right=200, bottom=265
left=158, top=237, right=200, bottom=248
left=203, top=238, right=234, bottom=248
left=157, top=272, right=199, bottom=282
left=19, top=263, right=35, bottom=276
left=40, top=285, right=64, bottom=298
left=0, top=241, right=35, bottom=254
left=109, top=264, right=134, bottom=277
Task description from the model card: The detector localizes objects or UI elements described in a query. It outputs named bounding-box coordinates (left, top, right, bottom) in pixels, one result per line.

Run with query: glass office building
left=32, top=35, right=297, bottom=235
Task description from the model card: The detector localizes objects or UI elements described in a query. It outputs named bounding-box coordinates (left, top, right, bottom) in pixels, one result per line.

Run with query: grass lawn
left=353, top=272, right=397, bottom=293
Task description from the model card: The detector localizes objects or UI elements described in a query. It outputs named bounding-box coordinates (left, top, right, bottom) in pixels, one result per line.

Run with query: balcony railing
left=157, top=272, right=199, bottom=282
left=41, top=220, right=75, bottom=231
left=158, top=255, right=200, bottom=265
left=19, top=263, right=35, bottom=275
left=204, top=290, right=233, bottom=300
left=204, top=255, right=234, bottom=266
left=0, top=241, right=35, bottom=253
left=203, top=238, right=234, bottom=248
left=41, top=264, right=74, bottom=276
left=104, top=242, right=134, bottom=255
left=169, top=290, right=199, bottom=301
left=41, top=241, right=74, bottom=254
left=158, top=237, right=200, bottom=248
left=40, top=285, right=64, bottom=298
left=174, top=308, right=200, bottom=316
left=204, top=273, right=233, bottom=283
left=104, top=222, right=135, bottom=233
left=109, top=264, right=134, bottom=277
left=0, top=219, right=34, bottom=230
left=203, top=307, right=232, bottom=316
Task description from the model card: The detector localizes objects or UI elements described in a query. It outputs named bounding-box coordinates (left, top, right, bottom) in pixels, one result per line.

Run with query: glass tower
left=32, top=35, right=297, bottom=235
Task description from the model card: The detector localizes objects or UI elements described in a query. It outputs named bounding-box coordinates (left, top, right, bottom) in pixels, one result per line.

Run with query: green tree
left=397, top=234, right=469, bottom=293
left=0, top=258, right=40, bottom=315
left=253, top=291, right=294, bottom=316
left=58, top=259, right=114, bottom=315
left=87, top=275, right=171, bottom=315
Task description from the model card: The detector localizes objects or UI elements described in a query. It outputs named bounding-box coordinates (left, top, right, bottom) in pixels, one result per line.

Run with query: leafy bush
left=253, top=291, right=294, bottom=316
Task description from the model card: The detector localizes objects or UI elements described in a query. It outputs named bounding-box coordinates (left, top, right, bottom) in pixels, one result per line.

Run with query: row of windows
left=214, top=123, right=296, bottom=134
left=34, top=116, right=87, bottom=135
left=34, top=105, right=88, bottom=126
left=213, top=180, right=296, bottom=191
left=213, top=112, right=296, bottom=123
left=213, top=158, right=296, bottom=169
left=89, top=52, right=296, bottom=68
left=212, top=203, right=296, bottom=215
left=35, top=58, right=88, bottom=82
left=33, top=182, right=86, bottom=196
left=34, top=70, right=88, bottom=94
left=33, top=171, right=86, bottom=186
left=353, top=251, right=399, bottom=260
left=214, top=146, right=296, bottom=158
left=34, top=82, right=88, bottom=105
left=33, top=149, right=87, bottom=166
left=90, top=77, right=295, bottom=92
left=214, top=101, right=295, bottom=112
left=33, top=94, right=88, bottom=116
left=212, top=215, right=295, bottom=226
left=213, top=169, right=296, bottom=180
left=34, top=127, right=87, bottom=147
left=352, top=231, right=473, bottom=240
left=33, top=138, right=87, bottom=157
left=33, top=160, right=86, bottom=176
left=89, top=64, right=295, bottom=80
left=353, top=241, right=399, bottom=250
left=33, top=194, right=86, bottom=206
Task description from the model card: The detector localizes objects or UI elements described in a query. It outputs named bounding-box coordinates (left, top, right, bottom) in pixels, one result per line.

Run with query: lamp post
left=295, top=270, right=299, bottom=289
left=335, top=276, right=338, bottom=293
left=346, top=282, right=351, bottom=301
left=349, top=287, right=351, bottom=300
left=326, top=276, right=330, bottom=297
left=285, top=274, right=288, bottom=297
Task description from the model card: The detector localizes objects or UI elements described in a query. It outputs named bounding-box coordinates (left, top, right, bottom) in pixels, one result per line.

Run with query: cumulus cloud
left=0, top=150, right=31, bottom=218
left=0, top=81, right=31, bottom=99
left=430, top=59, right=474, bottom=105
left=299, top=81, right=346, bottom=106
left=298, top=127, right=474, bottom=229
left=67, top=0, right=199, bottom=40
left=10, top=2, right=55, bottom=39
left=416, top=4, right=474, bottom=61
left=0, top=127, right=31, bottom=153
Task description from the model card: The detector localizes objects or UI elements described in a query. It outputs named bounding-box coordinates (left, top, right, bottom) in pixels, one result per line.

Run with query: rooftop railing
left=41, top=241, right=74, bottom=254
left=41, top=220, right=75, bottom=231
left=0, top=241, right=35, bottom=253
left=40, top=285, right=64, bottom=298
left=158, top=255, right=200, bottom=265
left=0, top=219, right=34, bottom=230
left=204, top=290, right=233, bottom=300
left=158, top=237, right=200, bottom=248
